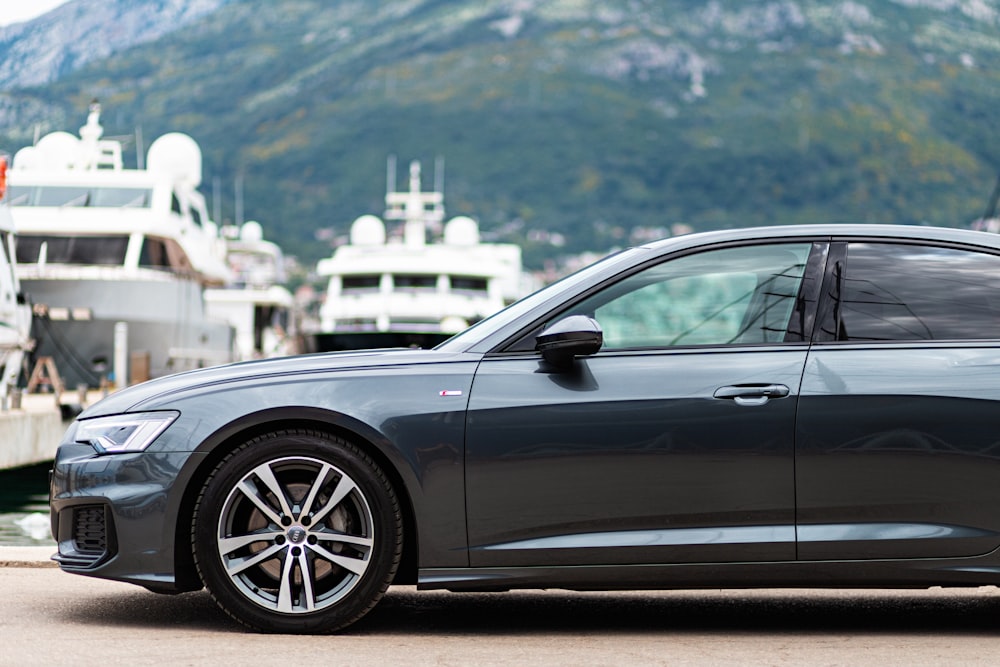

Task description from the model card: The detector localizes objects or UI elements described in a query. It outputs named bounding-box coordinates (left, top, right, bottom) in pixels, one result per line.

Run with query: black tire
left=192, top=429, right=402, bottom=633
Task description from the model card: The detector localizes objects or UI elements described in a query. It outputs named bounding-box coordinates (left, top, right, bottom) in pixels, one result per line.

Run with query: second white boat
left=314, top=159, right=534, bottom=351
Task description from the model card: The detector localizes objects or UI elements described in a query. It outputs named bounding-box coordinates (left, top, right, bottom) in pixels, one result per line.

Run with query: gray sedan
left=50, top=224, right=1000, bottom=633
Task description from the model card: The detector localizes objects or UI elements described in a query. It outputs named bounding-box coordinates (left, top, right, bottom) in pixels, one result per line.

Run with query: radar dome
left=240, top=221, right=264, bottom=242
left=444, top=216, right=480, bottom=246
left=350, top=215, right=386, bottom=246
left=147, top=133, right=202, bottom=187
left=12, top=146, right=41, bottom=171
left=31, top=132, right=81, bottom=170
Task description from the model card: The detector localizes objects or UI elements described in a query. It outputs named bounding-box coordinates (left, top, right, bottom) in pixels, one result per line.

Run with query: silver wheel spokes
left=217, top=456, right=375, bottom=614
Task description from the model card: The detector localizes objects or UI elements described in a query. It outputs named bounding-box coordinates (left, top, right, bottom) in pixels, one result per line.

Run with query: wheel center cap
left=287, top=526, right=306, bottom=544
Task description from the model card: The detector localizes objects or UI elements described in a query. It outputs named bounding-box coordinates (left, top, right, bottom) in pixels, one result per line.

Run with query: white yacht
left=0, top=155, right=31, bottom=399
left=205, top=221, right=297, bottom=361
left=315, top=159, right=533, bottom=350
left=7, top=104, right=234, bottom=388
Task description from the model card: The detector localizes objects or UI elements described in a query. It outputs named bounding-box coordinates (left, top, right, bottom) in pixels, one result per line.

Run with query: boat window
left=139, top=236, right=193, bottom=274
left=37, top=186, right=90, bottom=207
left=6, top=186, right=31, bottom=206
left=451, top=276, right=488, bottom=293
left=191, top=206, right=203, bottom=226
left=171, top=193, right=182, bottom=215
left=0, top=231, right=9, bottom=265
left=139, top=237, right=171, bottom=269
left=15, top=235, right=129, bottom=266
left=6, top=185, right=151, bottom=208
left=394, top=274, right=437, bottom=290
left=342, top=275, right=381, bottom=292
left=91, top=188, right=151, bottom=208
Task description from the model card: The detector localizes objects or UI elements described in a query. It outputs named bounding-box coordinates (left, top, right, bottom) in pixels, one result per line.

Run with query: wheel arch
left=172, top=407, right=420, bottom=592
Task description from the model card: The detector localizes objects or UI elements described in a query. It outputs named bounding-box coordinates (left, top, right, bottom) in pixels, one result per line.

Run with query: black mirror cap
left=535, top=315, right=603, bottom=366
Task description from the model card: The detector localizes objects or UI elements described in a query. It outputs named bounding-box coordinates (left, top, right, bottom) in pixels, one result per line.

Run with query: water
left=0, top=461, right=55, bottom=546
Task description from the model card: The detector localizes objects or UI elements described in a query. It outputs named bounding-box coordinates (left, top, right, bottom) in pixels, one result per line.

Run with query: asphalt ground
left=4, top=547, right=1000, bottom=666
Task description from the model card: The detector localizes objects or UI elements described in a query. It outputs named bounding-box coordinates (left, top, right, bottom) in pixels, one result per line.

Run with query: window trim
left=491, top=239, right=831, bottom=356
left=813, top=238, right=1000, bottom=345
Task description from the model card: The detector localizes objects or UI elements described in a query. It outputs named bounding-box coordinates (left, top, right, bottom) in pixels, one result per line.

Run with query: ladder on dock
left=25, top=356, right=64, bottom=399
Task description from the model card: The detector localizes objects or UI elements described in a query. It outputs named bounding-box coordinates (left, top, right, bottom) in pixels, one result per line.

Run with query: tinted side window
left=15, top=235, right=129, bottom=266
left=139, top=237, right=170, bottom=269
left=831, top=243, right=1000, bottom=341
left=564, top=243, right=813, bottom=348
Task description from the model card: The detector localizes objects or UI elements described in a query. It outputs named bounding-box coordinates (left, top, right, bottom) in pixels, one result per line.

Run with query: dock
left=0, top=391, right=77, bottom=470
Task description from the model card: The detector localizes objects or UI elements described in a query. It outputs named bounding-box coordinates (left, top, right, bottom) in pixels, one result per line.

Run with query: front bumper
left=49, top=441, right=205, bottom=592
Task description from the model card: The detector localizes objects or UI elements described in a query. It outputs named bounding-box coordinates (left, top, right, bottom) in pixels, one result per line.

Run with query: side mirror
left=535, top=315, right=603, bottom=367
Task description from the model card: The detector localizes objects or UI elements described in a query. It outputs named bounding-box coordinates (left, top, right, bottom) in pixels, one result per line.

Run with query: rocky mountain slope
left=0, top=0, right=229, bottom=89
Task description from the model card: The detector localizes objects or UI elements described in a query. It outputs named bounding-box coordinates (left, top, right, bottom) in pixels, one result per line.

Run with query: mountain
left=0, top=0, right=230, bottom=89
left=1, top=0, right=999, bottom=270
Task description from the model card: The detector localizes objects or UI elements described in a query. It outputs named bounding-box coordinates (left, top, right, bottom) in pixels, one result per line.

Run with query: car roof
left=640, top=224, right=1000, bottom=254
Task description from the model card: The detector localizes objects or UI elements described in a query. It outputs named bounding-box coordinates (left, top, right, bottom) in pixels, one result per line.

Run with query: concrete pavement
left=4, top=566, right=1000, bottom=666
left=0, top=545, right=56, bottom=567
left=6, top=546, right=1000, bottom=665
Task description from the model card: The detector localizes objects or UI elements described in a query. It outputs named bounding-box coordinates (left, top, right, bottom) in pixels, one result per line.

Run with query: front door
left=465, top=242, right=823, bottom=567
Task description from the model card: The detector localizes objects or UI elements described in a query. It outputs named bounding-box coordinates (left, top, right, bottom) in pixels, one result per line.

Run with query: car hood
left=79, top=348, right=481, bottom=418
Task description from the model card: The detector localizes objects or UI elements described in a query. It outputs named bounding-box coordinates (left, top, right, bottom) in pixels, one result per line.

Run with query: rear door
left=797, top=240, right=1000, bottom=560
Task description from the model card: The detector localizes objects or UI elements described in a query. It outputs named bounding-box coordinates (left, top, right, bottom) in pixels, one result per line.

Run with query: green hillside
left=2, top=0, right=999, bottom=269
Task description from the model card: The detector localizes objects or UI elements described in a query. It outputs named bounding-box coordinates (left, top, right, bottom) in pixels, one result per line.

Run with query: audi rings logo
left=287, top=527, right=306, bottom=544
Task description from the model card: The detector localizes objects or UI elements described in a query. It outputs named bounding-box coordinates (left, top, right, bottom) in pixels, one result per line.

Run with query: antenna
left=386, top=154, right=397, bottom=194
left=434, top=155, right=444, bottom=195
left=235, top=172, right=244, bottom=226
left=213, top=176, right=222, bottom=224
left=983, top=173, right=1000, bottom=222
left=135, top=125, right=144, bottom=169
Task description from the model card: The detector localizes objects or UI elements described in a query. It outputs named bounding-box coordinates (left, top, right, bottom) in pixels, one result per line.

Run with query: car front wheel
left=192, top=429, right=402, bottom=633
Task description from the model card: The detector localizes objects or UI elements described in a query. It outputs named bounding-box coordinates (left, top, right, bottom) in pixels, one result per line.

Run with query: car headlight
left=74, top=412, right=179, bottom=454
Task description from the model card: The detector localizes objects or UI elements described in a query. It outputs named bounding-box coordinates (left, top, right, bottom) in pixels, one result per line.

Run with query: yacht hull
left=23, top=276, right=233, bottom=387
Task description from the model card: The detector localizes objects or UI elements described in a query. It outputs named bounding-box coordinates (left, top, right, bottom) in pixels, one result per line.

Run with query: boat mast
left=384, top=159, right=444, bottom=248
left=982, top=173, right=1000, bottom=223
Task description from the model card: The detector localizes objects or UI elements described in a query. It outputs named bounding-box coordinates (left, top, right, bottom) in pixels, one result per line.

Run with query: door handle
left=713, top=384, right=790, bottom=406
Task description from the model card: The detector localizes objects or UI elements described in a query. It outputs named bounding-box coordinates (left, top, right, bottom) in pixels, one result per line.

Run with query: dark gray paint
left=48, top=224, right=1000, bottom=597
left=465, top=348, right=806, bottom=566
left=797, top=344, right=1000, bottom=559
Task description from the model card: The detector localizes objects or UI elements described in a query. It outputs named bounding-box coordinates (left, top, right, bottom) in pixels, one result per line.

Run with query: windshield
left=8, top=185, right=152, bottom=208
left=435, top=247, right=642, bottom=352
